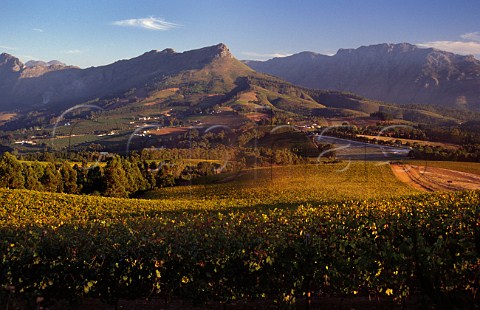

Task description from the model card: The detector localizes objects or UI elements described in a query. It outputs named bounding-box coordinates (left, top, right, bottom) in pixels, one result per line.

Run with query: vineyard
left=1, top=162, right=479, bottom=308
left=141, top=162, right=419, bottom=202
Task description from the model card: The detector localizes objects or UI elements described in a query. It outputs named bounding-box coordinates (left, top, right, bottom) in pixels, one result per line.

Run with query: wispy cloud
left=18, top=54, right=39, bottom=61
left=241, top=51, right=292, bottom=60
left=111, top=16, right=178, bottom=31
left=63, top=49, right=83, bottom=54
left=461, top=32, right=480, bottom=42
left=32, top=28, right=44, bottom=33
left=0, top=45, right=17, bottom=50
left=418, top=41, right=480, bottom=55
left=322, top=51, right=336, bottom=56
left=418, top=32, right=480, bottom=56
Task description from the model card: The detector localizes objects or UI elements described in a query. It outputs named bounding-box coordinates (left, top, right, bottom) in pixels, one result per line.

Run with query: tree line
left=0, top=145, right=307, bottom=198
left=0, top=152, right=229, bottom=198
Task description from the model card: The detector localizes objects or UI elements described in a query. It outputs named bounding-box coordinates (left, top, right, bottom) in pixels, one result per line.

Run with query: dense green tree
left=142, top=161, right=157, bottom=189
left=104, top=156, right=129, bottom=198
left=273, top=148, right=301, bottom=165
left=0, top=152, right=25, bottom=189
left=60, top=162, right=79, bottom=194
left=73, top=163, right=87, bottom=194
left=85, top=166, right=105, bottom=195
left=156, top=161, right=185, bottom=188
left=122, top=157, right=148, bottom=193
left=22, top=162, right=44, bottom=191
left=41, top=162, right=62, bottom=192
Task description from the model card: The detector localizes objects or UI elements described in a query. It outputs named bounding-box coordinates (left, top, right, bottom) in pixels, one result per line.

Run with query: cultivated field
left=2, top=163, right=478, bottom=308
left=140, top=162, right=418, bottom=203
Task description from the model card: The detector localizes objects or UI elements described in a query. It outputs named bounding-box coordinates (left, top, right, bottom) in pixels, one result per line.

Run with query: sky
left=1, top=0, right=480, bottom=68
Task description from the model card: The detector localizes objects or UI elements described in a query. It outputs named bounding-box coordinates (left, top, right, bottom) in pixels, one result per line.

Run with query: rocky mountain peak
left=161, top=48, right=175, bottom=54
left=213, top=43, right=232, bottom=58
left=0, top=53, right=15, bottom=61
left=48, top=60, right=66, bottom=66
left=336, top=43, right=420, bottom=57
left=25, top=60, right=67, bottom=68
left=0, top=53, right=24, bottom=72
left=140, top=44, right=231, bottom=60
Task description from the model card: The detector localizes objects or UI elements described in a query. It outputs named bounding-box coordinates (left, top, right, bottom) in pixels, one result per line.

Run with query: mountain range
left=0, top=44, right=249, bottom=111
left=2, top=42, right=480, bottom=154
left=0, top=42, right=479, bottom=125
left=245, top=43, right=480, bottom=110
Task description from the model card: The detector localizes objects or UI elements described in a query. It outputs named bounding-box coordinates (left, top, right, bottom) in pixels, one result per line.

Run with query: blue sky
left=1, top=0, right=479, bottom=68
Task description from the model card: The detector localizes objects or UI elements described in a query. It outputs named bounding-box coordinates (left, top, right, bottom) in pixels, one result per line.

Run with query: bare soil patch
left=391, top=164, right=480, bottom=192
left=149, top=127, right=190, bottom=135
left=0, top=113, right=17, bottom=125
left=245, top=112, right=269, bottom=122
left=238, top=91, right=258, bottom=103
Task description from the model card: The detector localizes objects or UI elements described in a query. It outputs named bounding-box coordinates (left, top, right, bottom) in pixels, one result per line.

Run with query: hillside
left=2, top=43, right=470, bottom=125
left=1, top=43, right=476, bottom=154
left=245, top=43, right=480, bottom=110
left=0, top=44, right=250, bottom=111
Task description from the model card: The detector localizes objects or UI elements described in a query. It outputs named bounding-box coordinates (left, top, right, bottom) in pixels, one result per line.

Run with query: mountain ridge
left=0, top=43, right=239, bottom=111
left=244, top=43, right=480, bottom=110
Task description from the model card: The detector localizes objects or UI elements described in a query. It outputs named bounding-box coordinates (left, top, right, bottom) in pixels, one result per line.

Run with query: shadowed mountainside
left=245, top=43, right=480, bottom=110
left=0, top=44, right=249, bottom=111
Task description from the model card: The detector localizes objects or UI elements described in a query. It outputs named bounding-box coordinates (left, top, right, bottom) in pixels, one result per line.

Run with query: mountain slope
left=245, top=43, right=480, bottom=110
left=1, top=43, right=468, bottom=141
left=0, top=44, right=251, bottom=111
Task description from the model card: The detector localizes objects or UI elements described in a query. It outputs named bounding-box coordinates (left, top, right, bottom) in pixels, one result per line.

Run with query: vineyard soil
left=391, top=163, right=480, bottom=192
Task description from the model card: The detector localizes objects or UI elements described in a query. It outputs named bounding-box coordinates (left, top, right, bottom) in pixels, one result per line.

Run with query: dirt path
left=390, top=164, right=480, bottom=192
